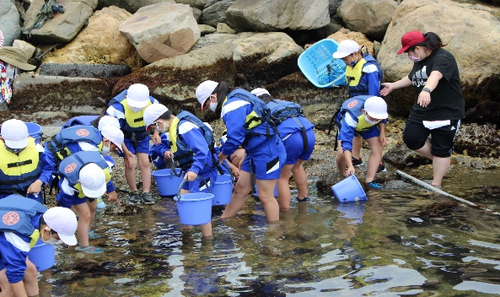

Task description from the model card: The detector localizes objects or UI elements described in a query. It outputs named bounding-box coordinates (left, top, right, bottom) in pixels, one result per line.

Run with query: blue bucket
left=174, top=192, right=214, bottom=225
left=152, top=168, right=183, bottom=197
left=211, top=174, right=233, bottom=205
left=27, top=238, right=55, bottom=271
left=25, top=122, right=43, bottom=144
left=331, top=175, right=367, bottom=202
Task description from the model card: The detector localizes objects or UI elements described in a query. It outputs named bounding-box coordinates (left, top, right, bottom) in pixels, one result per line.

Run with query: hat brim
left=201, top=98, right=209, bottom=111
left=332, top=52, right=350, bottom=59
left=367, top=111, right=388, bottom=120
left=126, top=97, right=149, bottom=109
left=0, top=56, right=36, bottom=71
left=111, top=141, right=123, bottom=153
left=58, top=233, right=78, bottom=246
left=396, top=46, right=411, bottom=55
left=4, top=138, right=29, bottom=149
left=81, top=184, right=106, bottom=198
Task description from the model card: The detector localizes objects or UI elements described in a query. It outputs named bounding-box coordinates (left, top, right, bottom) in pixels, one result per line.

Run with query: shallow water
left=37, top=168, right=500, bottom=296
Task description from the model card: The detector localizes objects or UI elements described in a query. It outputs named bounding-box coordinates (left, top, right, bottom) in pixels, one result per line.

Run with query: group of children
left=0, top=29, right=464, bottom=295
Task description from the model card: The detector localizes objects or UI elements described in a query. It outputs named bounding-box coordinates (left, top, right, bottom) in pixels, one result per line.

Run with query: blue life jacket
left=267, top=99, right=304, bottom=126
left=229, top=89, right=276, bottom=141
left=46, top=125, right=103, bottom=162
left=57, top=151, right=111, bottom=198
left=108, top=90, right=155, bottom=140
left=169, top=111, right=216, bottom=171
left=0, top=194, right=46, bottom=239
left=346, top=54, right=383, bottom=97
left=339, top=95, right=382, bottom=132
left=61, top=115, right=99, bottom=129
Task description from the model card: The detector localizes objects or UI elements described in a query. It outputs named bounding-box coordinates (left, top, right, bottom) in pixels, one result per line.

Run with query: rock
left=337, top=0, right=397, bottom=41
left=119, top=2, right=200, bottom=63
left=9, top=74, right=114, bottom=113
left=226, top=0, right=330, bottom=31
left=42, top=6, right=144, bottom=71
left=39, top=63, right=131, bottom=77
left=97, top=0, right=176, bottom=13
left=200, top=0, right=234, bottom=28
left=23, top=0, right=98, bottom=44
left=0, top=0, right=22, bottom=46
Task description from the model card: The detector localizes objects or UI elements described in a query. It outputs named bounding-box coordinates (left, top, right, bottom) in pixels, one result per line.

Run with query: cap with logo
left=364, top=96, right=388, bottom=119
left=126, top=83, right=150, bottom=109
left=79, top=163, right=107, bottom=198
left=100, top=125, right=124, bottom=152
left=144, top=104, right=169, bottom=131
left=1, top=119, right=29, bottom=149
left=196, top=80, right=218, bottom=111
left=43, top=207, right=78, bottom=246
left=332, top=40, right=360, bottom=59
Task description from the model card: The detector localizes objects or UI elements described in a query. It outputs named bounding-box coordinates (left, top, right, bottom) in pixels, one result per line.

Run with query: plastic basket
left=298, top=38, right=347, bottom=88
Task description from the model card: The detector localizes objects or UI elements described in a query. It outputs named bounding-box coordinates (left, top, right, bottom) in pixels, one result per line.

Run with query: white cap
left=126, top=83, right=150, bottom=109
left=364, top=96, right=388, bottom=119
left=1, top=119, right=29, bottom=149
left=144, top=104, right=169, bottom=130
left=79, top=163, right=107, bottom=198
left=332, top=40, right=360, bottom=59
left=43, top=207, right=78, bottom=246
left=196, top=80, right=218, bottom=111
left=100, top=126, right=124, bottom=153
left=97, top=115, right=120, bottom=131
left=251, top=88, right=270, bottom=97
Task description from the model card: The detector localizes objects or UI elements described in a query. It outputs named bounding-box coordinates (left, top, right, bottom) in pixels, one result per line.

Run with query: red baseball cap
left=397, top=31, right=426, bottom=55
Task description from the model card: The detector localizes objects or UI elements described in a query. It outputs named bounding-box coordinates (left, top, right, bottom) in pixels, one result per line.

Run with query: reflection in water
left=35, top=169, right=500, bottom=296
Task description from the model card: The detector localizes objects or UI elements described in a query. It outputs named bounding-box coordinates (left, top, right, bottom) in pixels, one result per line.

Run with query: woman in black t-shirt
left=380, top=31, right=465, bottom=188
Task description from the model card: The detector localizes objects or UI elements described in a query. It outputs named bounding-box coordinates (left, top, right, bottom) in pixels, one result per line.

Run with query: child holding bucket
left=143, top=104, right=218, bottom=238
left=335, top=95, right=388, bottom=188
left=251, top=88, right=316, bottom=212
left=0, top=194, right=77, bottom=297
left=196, top=80, right=286, bottom=223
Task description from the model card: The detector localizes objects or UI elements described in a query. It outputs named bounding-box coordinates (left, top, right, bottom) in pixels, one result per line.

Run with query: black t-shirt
left=407, top=48, right=465, bottom=121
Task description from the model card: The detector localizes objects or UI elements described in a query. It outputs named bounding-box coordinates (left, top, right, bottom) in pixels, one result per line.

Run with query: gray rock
left=39, top=63, right=131, bottom=78
left=0, top=0, right=22, bottom=46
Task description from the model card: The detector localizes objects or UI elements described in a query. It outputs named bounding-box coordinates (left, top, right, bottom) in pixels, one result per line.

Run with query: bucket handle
left=169, top=162, right=182, bottom=178
left=174, top=175, right=209, bottom=204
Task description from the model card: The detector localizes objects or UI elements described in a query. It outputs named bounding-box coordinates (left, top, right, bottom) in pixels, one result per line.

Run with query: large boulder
left=200, top=0, right=234, bottom=28
left=23, top=0, right=98, bottom=44
left=42, top=6, right=143, bottom=71
left=226, top=0, right=330, bottom=31
left=112, top=32, right=303, bottom=116
left=97, top=0, right=175, bottom=13
left=0, top=0, right=22, bottom=46
left=378, top=0, right=500, bottom=117
left=337, top=0, right=398, bottom=41
left=119, top=2, right=200, bottom=63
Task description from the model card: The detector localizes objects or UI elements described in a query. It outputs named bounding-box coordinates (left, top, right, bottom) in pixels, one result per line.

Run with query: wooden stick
left=395, top=170, right=500, bottom=215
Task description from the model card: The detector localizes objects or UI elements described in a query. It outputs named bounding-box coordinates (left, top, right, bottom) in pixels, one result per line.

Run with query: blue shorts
left=121, top=136, right=151, bottom=155
left=282, top=128, right=316, bottom=164
left=356, top=125, right=381, bottom=140
left=56, top=191, right=90, bottom=208
left=241, top=135, right=286, bottom=180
